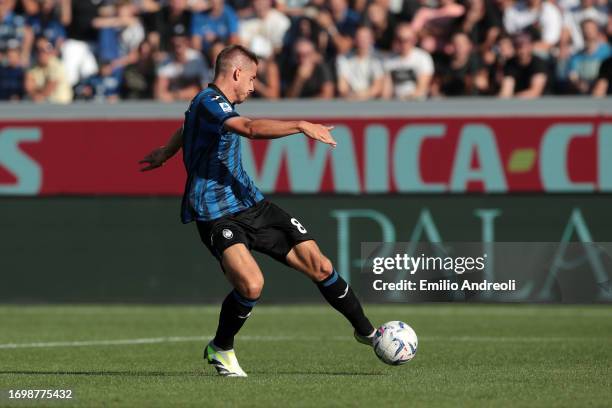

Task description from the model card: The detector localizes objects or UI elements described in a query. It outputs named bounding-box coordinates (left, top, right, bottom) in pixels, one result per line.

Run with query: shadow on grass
left=0, top=370, right=214, bottom=377
left=0, top=370, right=385, bottom=377
left=248, top=371, right=386, bottom=376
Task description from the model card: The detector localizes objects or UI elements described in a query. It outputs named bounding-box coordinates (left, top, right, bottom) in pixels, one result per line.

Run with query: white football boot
left=203, top=341, right=248, bottom=377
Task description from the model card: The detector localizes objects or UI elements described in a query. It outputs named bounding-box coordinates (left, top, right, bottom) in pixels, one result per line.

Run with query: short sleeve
left=336, top=55, right=349, bottom=80
left=567, top=54, right=579, bottom=75
left=503, top=59, right=517, bottom=78
left=532, top=56, right=548, bottom=75
left=199, top=94, right=240, bottom=133
left=319, top=62, right=333, bottom=83
left=419, top=50, right=434, bottom=76
left=157, top=60, right=174, bottom=78
left=371, top=57, right=384, bottom=79
left=598, top=57, right=612, bottom=80
left=49, top=60, right=66, bottom=82
left=383, top=57, right=394, bottom=73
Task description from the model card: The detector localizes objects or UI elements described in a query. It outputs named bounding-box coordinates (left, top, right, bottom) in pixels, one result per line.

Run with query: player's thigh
left=221, top=243, right=264, bottom=299
left=251, top=202, right=314, bottom=264
left=286, top=240, right=333, bottom=282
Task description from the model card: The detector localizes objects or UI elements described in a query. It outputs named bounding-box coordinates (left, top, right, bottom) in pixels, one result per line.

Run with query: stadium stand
left=0, top=0, right=610, bottom=102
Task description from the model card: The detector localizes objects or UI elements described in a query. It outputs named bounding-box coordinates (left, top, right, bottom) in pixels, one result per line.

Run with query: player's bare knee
left=241, top=277, right=264, bottom=299
left=311, top=255, right=333, bottom=282
left=320, top=256, right=333, bottom=277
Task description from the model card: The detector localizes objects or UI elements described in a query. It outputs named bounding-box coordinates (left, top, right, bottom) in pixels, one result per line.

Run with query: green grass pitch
left=0, top=304, right=610, bottom=407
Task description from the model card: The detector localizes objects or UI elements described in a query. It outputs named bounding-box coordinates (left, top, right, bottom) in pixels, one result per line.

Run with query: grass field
left=0, top=304, right=610, bottom=407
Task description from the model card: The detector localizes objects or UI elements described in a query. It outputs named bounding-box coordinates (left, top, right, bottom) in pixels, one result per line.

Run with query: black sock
left=316, top=269, right=374, bottom=336
left=213, top=289, right=257, bottom=350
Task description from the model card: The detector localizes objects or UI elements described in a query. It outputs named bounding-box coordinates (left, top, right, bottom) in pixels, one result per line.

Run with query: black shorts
left=196, top=200, right=314, bottom=264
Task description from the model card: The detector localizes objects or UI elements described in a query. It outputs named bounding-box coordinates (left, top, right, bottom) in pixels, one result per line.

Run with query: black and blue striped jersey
left=180, top=84, right=264, bottom=223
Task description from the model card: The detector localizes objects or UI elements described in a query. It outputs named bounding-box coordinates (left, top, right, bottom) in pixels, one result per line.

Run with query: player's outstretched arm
left=139, top=126, right=184, bottom=171
left=225, top=117, right=337, bottom=148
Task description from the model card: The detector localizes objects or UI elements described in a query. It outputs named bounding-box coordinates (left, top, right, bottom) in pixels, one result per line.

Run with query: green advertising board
left=1, top=195, right=611, bottom=303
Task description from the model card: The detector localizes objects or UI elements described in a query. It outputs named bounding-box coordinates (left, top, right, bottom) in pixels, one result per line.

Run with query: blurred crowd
left=0, top=0, right=610, bottom=103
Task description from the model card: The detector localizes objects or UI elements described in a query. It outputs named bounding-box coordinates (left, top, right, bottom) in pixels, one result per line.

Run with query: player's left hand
left=300, top=122, right=337, bottom=148
left=139, top=147, right=168, bottom=171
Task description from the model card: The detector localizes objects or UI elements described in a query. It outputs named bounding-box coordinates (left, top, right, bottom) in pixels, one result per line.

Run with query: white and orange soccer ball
left=373, top=321, right=418, bottom=365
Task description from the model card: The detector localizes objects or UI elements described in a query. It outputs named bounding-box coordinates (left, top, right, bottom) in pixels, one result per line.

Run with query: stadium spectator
left=0, top=0, right=27, bottom=64
left=61, top=0, right=99, bottom=87
left=592, top=55, right=611, bottom=96
left=135, top=0, right=163, bottom=34
left=225, top=0, right=253, bottom=18
left=20, top=0, right=40, bottom=15
left=24, top=0, right=67, bottom=44
left=563, top=0, right=609, bottom=52
left=0, top=0, right=609, bottom=102
left=23, top=0, right=67, bottom=68
left=410, top=0, right=465, bottom=53
left=285, top=37, right=334, bottom=98
left=77, top=59, right=120, bottom=102
left=191, top=0, right=240, bottom=53
left=503, top=0, right=562, bottom=53
left=336, top=25, right=384, bottom=100
left=239, top=0, right=290, bottom=55
left=206, top=38, right=226, bottom=67
left=122, top=39, right=156, bottom=100
left=461, top=0, right=502, bottom=56
left=145, top=0, right=192, bottom=53
left=567, top=19, right=611, bottom=94
left=281, top=14, right=326, bottom=57
left=364, top=1, right=396, bottom=52
left=276, top=0, right=310, bottom=15
left=92, top=0, right=144, bottom=66
left=383, top=23, right=434, bottom=100
left=249, top=37, right=281, bottom=99
left=552, top=32, right=575, bottom=93
left=0, top=39, right=24, bottom=100
left=432, top=32, right=484, bottom=96
left=316, top=0, right=360, bottom=56
left=483, top=34, right=515, bottom=94
left=498, top=33, right=548, bottom=98
left=65, top=0, right=100, bottom=43
left=25, top=36, right=72, bottom=103
left=155, top=34, right=208, bottom=102
left=566, top=0, right=608, bottom=28
left=387, top=0, right=422, bottom=22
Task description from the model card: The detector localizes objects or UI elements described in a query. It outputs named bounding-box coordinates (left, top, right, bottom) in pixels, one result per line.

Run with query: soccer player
left=139, top=45, right=375, bottom=377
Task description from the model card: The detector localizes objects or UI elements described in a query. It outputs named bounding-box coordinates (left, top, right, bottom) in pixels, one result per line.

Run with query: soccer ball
left=373, top=321, right=418, bottom=365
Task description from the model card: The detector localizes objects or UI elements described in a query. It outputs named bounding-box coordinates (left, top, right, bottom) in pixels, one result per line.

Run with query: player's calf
left=213, top=289, right=259, bottom=350
left=287, top=242, right=375, bottom=339
left=315, top=268, right=375, bottom=338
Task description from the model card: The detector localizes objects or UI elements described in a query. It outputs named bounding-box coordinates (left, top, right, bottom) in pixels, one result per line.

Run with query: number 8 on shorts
left=291, top=218, right=308, bottom=234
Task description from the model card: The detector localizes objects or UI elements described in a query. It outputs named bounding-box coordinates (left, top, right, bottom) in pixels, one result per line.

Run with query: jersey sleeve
left=199, top=95, right=240, bottom=133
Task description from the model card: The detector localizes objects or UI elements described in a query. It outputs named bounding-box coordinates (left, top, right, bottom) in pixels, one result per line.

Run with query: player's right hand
left=139, top=147, right=168, bottom=171
left=300, top=121, right=337, bottom=148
